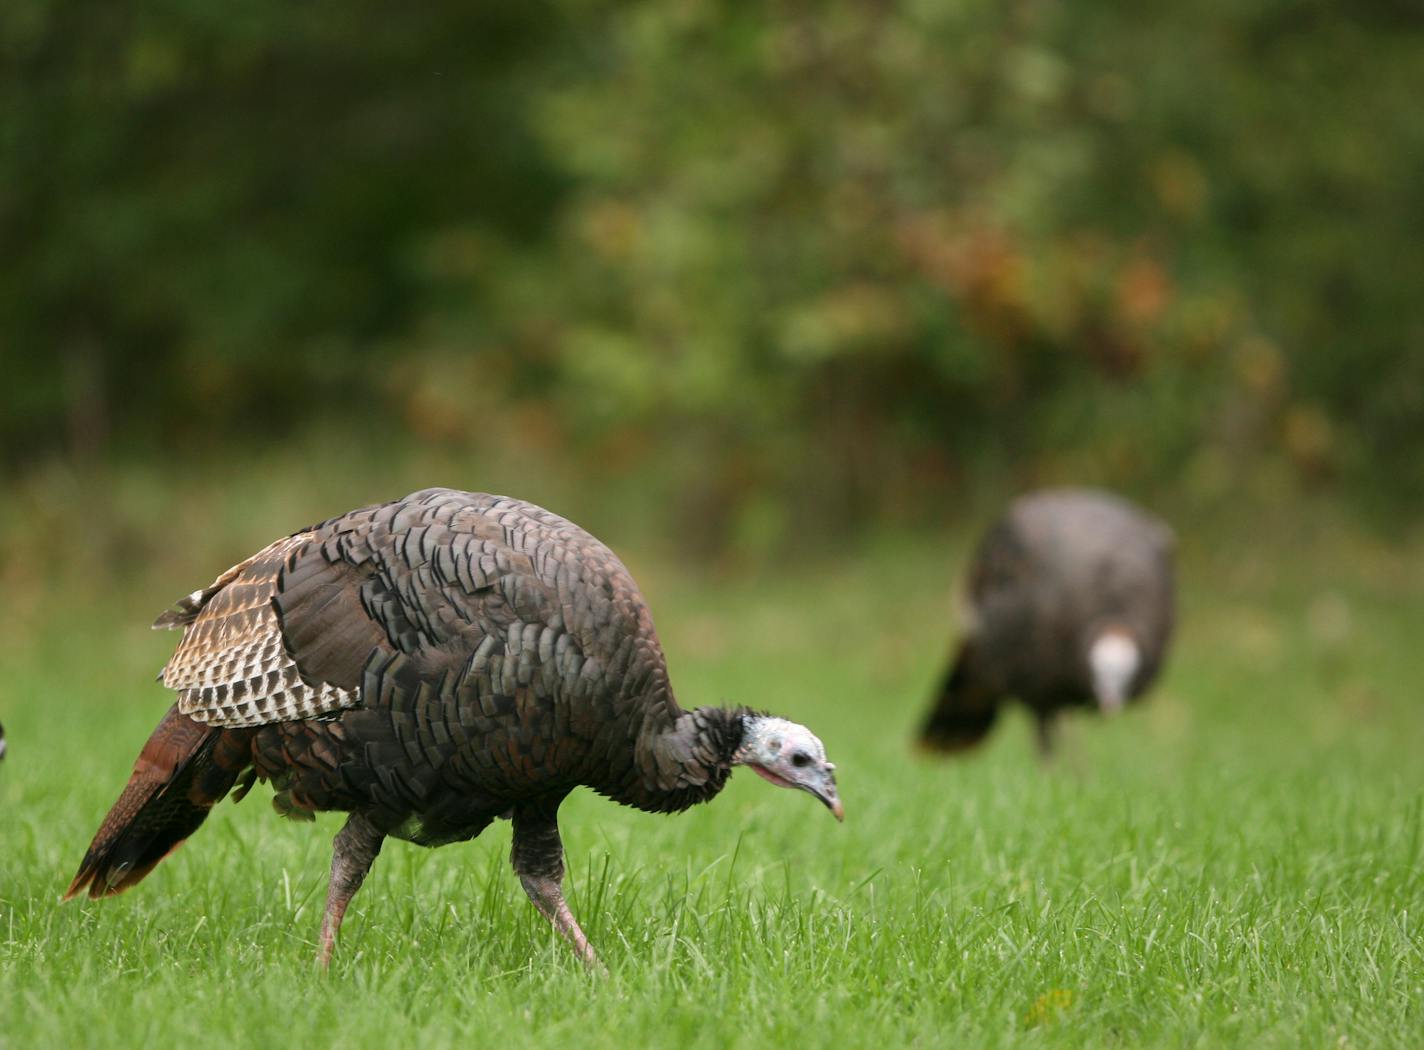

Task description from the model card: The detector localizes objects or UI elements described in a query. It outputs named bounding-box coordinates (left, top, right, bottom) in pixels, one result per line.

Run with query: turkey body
left=67, top=488, right=840, bottom=965
left=919, top=488, right=1176, bottom=755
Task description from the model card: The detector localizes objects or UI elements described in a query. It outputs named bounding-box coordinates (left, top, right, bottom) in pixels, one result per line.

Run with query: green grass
left=1, top=529, right=1421, bottom=1049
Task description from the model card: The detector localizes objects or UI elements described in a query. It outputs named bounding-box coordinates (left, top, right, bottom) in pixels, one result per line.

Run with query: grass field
left=1, top=524, right=1421, bottom=1048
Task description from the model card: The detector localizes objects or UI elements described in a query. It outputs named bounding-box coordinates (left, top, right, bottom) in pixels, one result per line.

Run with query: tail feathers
left=153, top=589, right=207, bottom=630
left=65, top=705, right=249, bottom=900
left=918, top=641, right=1000, bottom=754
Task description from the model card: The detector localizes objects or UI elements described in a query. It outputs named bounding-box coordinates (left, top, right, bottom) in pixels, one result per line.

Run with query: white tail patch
left=1090, top=631, right=1140, bottom=713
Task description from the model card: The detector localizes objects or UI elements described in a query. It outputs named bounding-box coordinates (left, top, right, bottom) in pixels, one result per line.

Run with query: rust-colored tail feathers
left=918, top=640, right=1000, bottom=754
left=65, top=705, right=250, bottom=900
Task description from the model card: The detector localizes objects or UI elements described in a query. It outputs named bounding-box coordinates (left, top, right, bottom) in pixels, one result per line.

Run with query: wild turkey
left=919, top=488, right=1175, bottom=756
left=0, top=719, right=6, bottom=761
left=67, top=488, right=842, bottom=967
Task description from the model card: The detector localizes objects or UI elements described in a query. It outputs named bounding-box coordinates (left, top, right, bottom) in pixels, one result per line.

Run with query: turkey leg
left=317, top=811, right=384, bottom=967
left=511, top=801, right=603, bottom=972
left=1034, top=712, right=1060, bottom=758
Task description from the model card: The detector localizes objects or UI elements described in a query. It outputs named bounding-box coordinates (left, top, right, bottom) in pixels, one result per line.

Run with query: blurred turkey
left=67, top=488, right=842, bottom=967
left=919, top=488, right=1175, bottom=756
left=0, top=720, right=6, bottom=762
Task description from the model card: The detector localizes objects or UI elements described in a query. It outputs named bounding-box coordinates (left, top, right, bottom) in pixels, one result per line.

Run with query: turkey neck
left=611, top=695, right=750, bottom=815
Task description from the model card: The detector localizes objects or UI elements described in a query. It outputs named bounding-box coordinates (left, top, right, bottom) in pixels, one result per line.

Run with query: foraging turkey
left=919, top=488, right=1175, bottom=756
left=67, top=488, right=842, bottom=967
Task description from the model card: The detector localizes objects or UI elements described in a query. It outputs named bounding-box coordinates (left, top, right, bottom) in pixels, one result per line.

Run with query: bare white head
left=734, top=716, right=843, bottom=821
left=1089, top=629, right=1141, bottom=714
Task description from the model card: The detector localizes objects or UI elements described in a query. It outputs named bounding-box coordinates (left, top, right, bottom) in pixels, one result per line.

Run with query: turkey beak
left=1097, top=685, right=1126, bottom=715
left=1094, top=672, right=1128, bottom=715
left=810, top=765, right=844, bottom=822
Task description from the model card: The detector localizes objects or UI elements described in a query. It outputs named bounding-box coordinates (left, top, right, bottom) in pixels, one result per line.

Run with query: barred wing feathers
left=153, top=490, right=566, bottom=730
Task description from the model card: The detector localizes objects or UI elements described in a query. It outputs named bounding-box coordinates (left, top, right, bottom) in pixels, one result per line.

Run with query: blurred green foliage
left=3, top=0, right=1422, bottom=549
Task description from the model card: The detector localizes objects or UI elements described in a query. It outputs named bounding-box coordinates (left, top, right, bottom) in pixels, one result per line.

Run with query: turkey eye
left=791, top=752, right=811, bottom=769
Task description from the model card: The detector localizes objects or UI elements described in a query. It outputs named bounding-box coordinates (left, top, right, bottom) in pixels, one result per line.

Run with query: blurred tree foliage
left=3, top=0, right=1422, bottom=548
left=1, top=0, right=563, bottom=455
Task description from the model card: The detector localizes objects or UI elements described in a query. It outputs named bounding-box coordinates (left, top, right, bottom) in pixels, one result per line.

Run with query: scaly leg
left=1035, top=712, right=1059, bottom=759
left=317, top=812, right=384, bottom=967
left=511, top=799, right=604, bottom=972
left=519, top=873, right=602, bottom=970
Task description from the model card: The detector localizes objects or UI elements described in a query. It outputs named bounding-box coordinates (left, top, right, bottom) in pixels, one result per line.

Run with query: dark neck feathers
left=612, top=704, right=752, bottom=815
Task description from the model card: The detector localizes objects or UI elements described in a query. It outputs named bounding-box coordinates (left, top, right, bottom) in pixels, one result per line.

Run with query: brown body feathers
left=67, top=489, right=770, bottom=963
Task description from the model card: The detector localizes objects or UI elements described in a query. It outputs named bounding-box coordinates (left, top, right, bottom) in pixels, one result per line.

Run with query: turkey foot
left=520, top=873, right=605, bottom=973
left=317, top=812, right=384, bottom=967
